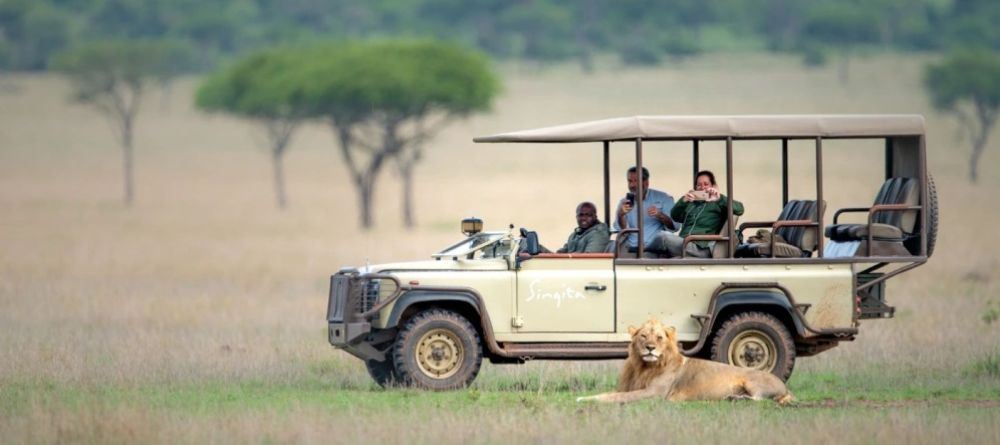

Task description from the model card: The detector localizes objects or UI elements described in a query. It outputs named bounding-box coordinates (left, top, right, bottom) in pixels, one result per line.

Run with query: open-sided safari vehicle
left=327, top=115, right=937, bottom=389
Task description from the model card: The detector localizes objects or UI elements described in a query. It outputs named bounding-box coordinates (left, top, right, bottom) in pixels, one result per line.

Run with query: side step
left=500, top=342, right=629, bottom=360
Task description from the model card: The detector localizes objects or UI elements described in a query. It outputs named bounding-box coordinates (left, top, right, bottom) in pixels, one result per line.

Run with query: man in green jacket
left=665, top=170, right=744, bottom=258
left=543, top=202, right=610, bottom=253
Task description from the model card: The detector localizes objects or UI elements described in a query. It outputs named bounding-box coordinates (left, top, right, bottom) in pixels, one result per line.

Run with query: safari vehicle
left=326, top=115, right=937, bottom=389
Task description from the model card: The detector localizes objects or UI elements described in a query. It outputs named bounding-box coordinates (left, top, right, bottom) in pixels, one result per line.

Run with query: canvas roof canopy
left=473, top=115, right=926, bottom=143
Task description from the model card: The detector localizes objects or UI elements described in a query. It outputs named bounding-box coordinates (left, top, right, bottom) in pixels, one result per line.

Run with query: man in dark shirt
left=540, top=202, right=610, bottom=253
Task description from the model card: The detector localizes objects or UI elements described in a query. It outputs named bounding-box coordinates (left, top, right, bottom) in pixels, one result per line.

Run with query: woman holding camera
left=665, top=170, right=744, bottom=258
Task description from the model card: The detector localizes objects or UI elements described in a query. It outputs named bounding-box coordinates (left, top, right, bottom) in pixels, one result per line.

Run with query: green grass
left=4, top=367, right=999, bottom=419
left=3, top=363, right=1000, bottom=444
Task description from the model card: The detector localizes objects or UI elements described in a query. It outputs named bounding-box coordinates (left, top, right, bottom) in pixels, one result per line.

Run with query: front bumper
left=326, top=273, right=369, bottom=347
left=326, top=272, right=404, bottom=361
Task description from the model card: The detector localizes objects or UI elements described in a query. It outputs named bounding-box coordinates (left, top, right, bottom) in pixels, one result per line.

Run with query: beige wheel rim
left=415, top=328, right=463, bottom=379
left=728, top=329, right=777, bottom=372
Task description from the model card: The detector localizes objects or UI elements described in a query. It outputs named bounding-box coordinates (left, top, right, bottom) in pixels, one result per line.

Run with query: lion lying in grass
left=577, top=319, right=793, bottom=404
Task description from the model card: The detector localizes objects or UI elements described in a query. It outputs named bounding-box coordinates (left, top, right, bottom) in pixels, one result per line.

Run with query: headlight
left=462, top=217, right=483, bottom=236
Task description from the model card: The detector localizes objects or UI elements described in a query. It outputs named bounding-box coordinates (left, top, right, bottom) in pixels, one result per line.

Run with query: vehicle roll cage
left=476, top=115, right=930, bottom=290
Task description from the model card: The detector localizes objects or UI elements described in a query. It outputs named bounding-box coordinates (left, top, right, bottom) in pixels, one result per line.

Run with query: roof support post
left=815, top=137, right=825, bottom=257
left=726, top=137, right=735, bottom=257
left=603, top=141, right=610, bottom=227
left=782, top=138, right=789, bottom=207
left=884, top=138, right=894, bottom=180
left=693, top=140, right=700, bottom=188
left=635, top=138, right=644, bottom=258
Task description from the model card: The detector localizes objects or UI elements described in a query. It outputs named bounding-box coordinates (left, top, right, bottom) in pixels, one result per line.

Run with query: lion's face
left=628, top=319, right=678, bottom=364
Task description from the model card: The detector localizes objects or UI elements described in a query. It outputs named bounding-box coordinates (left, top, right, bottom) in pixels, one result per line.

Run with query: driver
left=541, top=202, right=610, bottom=253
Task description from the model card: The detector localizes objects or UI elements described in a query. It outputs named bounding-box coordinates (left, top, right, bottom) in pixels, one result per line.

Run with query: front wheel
left=710, top=311, right=796, bottom=381
left=392, top=309, right=483, bottom=390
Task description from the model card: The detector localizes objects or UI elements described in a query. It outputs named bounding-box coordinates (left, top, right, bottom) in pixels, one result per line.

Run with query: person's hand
left=683, top=190, right=697, bottom=202
left=619, top=198, right=633, bottom=216
left=646, top=206, right=660, bottom=218
left=706, top=187, right=721, bottom=202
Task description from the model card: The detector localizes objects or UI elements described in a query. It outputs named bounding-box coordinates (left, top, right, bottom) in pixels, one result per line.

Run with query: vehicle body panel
left=514, top=257, right=615, bottom=333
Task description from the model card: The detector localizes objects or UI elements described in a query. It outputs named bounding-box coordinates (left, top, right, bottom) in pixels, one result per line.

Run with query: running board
left=499, top=342, right=629, bottom=360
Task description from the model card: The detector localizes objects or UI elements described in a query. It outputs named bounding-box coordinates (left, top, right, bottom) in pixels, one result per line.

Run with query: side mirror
left=519, top=228, right=540, bottom=255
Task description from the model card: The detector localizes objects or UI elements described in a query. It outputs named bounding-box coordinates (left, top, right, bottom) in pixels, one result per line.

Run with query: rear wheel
left=392, top=309, right=483, bottom=390
left=711, top=311, right=796, bottom=381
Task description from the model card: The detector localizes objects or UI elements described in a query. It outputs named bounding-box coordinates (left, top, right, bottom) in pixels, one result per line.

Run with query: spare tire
left=905, top=172, right=937, bottom=256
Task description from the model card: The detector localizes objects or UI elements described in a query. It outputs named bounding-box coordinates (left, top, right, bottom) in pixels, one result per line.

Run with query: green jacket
left=557, top=222, right=610, bottom=253
left=670, top=196, right=744, bottom=248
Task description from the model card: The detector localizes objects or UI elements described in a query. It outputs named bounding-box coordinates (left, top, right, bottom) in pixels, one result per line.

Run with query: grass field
left=2, top=52, right=1000, bottom=444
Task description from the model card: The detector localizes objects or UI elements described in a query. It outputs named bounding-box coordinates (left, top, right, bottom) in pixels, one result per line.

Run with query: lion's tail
left=774, top=391, right=795, bottom=405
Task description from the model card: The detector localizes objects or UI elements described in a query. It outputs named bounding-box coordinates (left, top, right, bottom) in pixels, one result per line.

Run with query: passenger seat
left=737, top=200, right=822, bottom=258
left=824, top=177, right=918, bottom=256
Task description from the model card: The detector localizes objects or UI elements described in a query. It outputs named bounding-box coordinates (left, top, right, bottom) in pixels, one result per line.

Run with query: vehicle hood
left=363, top=259, right=509, bottom=273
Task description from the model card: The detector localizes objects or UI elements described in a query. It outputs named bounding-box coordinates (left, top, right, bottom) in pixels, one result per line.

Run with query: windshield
left=433, top=232, right=509, bottom=259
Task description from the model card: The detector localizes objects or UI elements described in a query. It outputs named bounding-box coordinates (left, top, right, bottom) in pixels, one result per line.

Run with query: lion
left=576, top=318, right=793, bottom=404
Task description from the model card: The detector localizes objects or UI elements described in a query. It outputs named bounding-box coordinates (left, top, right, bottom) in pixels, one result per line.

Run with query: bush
left=662, top=34, right=700, bottom=60
left=984, top=301, right=999, bottom=325
left=968, top=352, right=1000, bottom=378
left=800, top=44, right=828, bottom=68
left=619, top=35, right=661, bottom=66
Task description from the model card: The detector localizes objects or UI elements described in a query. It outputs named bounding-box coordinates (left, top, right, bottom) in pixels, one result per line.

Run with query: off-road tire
left=903, top=172, right=937, bottom=256
left=365, top=358, right=399, bottom=388
left=392, top=309, right=483, bottom=390
left=711, top=311, right=796, bottom=381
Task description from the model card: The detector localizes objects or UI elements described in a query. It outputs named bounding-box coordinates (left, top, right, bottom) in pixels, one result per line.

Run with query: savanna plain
left=2, top=54, right=1000, bottom=444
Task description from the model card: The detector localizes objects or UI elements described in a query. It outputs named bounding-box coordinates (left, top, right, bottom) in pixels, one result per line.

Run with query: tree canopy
left=298, top=41, right=498, bottom=121
left=194, top=40, right=500, bottom=225
left=196, top=49, right=306, bottom=120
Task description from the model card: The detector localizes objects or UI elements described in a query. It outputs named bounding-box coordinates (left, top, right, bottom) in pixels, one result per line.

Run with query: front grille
left=362, top=279, right=380, bottom=312
left=327, top=274, right=399, bottom=323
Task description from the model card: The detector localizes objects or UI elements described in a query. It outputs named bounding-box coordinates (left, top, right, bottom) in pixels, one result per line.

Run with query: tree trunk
left=267, top=120, right=295, bottom=210
left=335, top=124, right=385, bottom=230
left=838, top=47, right=850, bottom=85
left=970, top=142, right=982, bottom=183
left=970, top=101, right=997, bottom=184
left=359, top=172, right=376, bottom=229
left=122, top=114, right=134, bottom=207
left=401, top=163, right=415, bottom=229
left=272, top=149, right=287, bottom=209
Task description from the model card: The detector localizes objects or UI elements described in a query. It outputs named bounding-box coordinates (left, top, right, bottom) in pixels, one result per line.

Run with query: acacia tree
left=301, top=41, right=499, bottom=229
left=924, top=49, right=1000, bottom=183
left=195, top=49, right=305, bottom=209
left=52, top=40, right=182, bottom=206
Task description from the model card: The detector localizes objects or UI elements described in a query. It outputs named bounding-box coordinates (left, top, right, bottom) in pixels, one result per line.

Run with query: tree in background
left=195, top=49, right=305, bottom=209
left=941, top=0, right=1000, bottom=51
left=6, top=0, right=1000, bottom=73
left=0, top=0, right=72, bottom=70
left=924, top=49, right=1000, bottom=183
left=51, top=40, right=184, bottom=206
left=300, top=41, right=499, bottom=229
left=800, top=1, right=880, bottom=83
